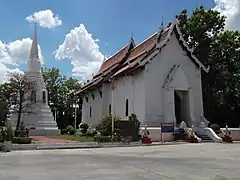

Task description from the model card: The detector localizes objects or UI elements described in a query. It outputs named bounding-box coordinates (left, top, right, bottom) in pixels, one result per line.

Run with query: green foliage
left=128, top=114, right=141, bottom=141
left=210, top=124, right=221, bottom=134
left=0, top=101, right=9, bottom=124
left=4, top=120, right=13, bottom=141
left=41, top=67, right=82, bottom=130
left=176, top=5, right=240, bottom=127
left=0, top=119, right=13, bottom=143
left=79, top=123, right=89, bottom=135
left=96, top=115, right=120, bottom=136
left=0, top=126, right=7, bottom=143
left=65, top=125, right=75, bottom=135
left=86, top=129, right=98, bottom=137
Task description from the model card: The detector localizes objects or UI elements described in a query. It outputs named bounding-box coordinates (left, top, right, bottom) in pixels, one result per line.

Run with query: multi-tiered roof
left=76, top=20, right=209, bottom=95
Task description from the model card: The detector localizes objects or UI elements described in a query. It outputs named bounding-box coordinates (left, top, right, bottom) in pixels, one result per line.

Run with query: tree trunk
left=16, top=106, right=22, bottom=130
left=15, top=92, right=23, bottom=136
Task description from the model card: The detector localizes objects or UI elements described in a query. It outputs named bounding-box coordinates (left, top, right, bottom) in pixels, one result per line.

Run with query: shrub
left=96, top=115, right=120, bottom=136
left=210, top=124, right=221, bottom=134
left=128, top=113, right=141, bottom=141
left=4, top=119, right=13, bottom=141
left=86, top=129, right=98, bottom=137
left=0, top=126, right=7, bottom=143
left=61, top=129, right=67, bottom=134
left=66, top=125, right=75, bottom=135
left=79, top=123, right=89, bottom=135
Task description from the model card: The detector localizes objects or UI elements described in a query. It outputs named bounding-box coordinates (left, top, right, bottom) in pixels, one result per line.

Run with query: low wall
left=221, top=128, right=240, bottom=141
left=140, top=127, right=174, bottom=142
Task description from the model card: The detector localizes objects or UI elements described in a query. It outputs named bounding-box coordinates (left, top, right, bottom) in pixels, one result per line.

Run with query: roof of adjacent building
left=75, top=19, right=209, bottom=95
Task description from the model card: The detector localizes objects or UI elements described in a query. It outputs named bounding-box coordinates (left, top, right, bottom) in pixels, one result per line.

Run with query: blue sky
left=0, top=0, right=238, bottom=82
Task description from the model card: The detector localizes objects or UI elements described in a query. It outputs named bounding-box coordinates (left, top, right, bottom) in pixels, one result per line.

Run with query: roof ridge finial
left=160, top=16, right=165, bottom=30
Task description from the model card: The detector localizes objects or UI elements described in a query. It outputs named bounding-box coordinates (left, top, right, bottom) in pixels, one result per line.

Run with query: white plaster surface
left=10, top=27, right=59, bottom=135
left=82, top=30, right=205, bottom=129
left=1, top=143, right=240, bottom=179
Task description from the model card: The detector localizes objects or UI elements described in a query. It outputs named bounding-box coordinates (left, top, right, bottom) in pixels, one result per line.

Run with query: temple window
left=42, top=90, right=46, bottom=103
left=109, top=104, right=111, bottom=115
left=90, top=106, right=92, bottom=118
left=125, top=99, right=129, bottom=116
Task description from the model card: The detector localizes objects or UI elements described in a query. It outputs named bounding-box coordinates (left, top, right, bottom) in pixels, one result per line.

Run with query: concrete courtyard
left=0, top=143, right=240, bottom=180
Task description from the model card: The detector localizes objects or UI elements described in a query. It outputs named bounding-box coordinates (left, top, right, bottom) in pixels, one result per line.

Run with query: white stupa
left=11, top=24, right=60, bottom=136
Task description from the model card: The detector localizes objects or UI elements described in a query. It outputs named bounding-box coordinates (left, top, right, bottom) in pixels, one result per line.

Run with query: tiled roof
left=127, top=33, right=158, bottom=62
left=94, top=43, right=132, bottom=77
left=126, top=28, right=170, bottom=63
left=75, top=20, right=209, bottom=95
left=112, top=22, right=209, bottom=79
left=77, top=40, right=134, bottom=94
left=112, top=27, right=171, bottom=78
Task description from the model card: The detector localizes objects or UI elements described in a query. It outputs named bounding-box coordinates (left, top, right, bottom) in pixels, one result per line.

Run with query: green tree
left=176, top=6, right=240, bottom=126
left=41, top=67, right=81, bottom=129
left=0, top=83, right=13, bottom=123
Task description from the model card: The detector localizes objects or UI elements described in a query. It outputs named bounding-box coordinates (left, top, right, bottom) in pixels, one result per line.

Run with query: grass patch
left=46, top=135, right=95, bottom=142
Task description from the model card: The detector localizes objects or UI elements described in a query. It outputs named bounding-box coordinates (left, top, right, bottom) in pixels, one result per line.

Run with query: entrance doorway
left=174, top=90, right=190, bottom=126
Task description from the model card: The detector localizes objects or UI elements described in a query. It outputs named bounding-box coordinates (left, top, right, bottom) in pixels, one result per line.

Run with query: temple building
left=75, top=20, right=209, bottom=128
left=10, top=25, right=60, bottom=136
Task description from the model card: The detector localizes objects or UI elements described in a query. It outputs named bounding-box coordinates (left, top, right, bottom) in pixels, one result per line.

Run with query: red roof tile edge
left=75, top=19, right=210, bottom=95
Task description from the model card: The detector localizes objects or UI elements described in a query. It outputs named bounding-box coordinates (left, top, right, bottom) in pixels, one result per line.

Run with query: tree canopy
left=41, top=67, right=81, bottom=129
left=177, top=5, right=240, bottom=127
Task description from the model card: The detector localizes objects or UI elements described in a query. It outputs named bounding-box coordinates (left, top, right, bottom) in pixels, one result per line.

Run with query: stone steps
left=198, top=134, right=214, bottom=142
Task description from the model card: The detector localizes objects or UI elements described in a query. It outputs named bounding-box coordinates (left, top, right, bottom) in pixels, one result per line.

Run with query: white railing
left=204, top=128, right=222, bottom=143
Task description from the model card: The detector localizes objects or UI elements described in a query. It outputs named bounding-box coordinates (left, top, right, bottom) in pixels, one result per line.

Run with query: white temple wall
left=102, top=83, right=112, bottom=117
left=144, top=33, right=204, bottom=126
left=81, top=88, right=102, bottom=127
left=112, top=71, right=145, bottom=123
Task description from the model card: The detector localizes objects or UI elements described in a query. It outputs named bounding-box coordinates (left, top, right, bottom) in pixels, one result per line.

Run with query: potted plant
left=188, top=125, right=198, bottom=143
left=12, top=122, right=32, bottom=144
left=222, top=125, right=233, bottom=143
left=141, top=125, right=152, bottom=144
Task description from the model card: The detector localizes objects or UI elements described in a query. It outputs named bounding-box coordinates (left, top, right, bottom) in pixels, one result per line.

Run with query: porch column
left=163, top=88, right=175, bottom=124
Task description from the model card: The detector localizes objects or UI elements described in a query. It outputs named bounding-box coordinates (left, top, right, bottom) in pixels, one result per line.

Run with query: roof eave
left=173, top=21, right=210, bottom=73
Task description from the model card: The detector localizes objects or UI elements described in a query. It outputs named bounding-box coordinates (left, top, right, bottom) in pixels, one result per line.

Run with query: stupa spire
left=28, top=23, right=41, bottom=72
left=29, top=23, right=39, bottom=61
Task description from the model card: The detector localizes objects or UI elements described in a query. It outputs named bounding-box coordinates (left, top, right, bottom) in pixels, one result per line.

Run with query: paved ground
left=0, top=143, right=240, bottom=180
left=32, top=136, right=74, bottom=143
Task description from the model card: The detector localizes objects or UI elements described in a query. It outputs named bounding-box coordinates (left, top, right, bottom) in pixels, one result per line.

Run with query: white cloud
left=0, top=38, right=44, bottom=83
left=213, top=0, right=240, bottom=30
left=26, top=9, right=62, bottom=29
left=54, top=24, right=104, bottom=82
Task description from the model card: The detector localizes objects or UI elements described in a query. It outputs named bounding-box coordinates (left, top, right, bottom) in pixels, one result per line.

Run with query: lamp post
left=49, top=102, right=57, bottom=121
left=73, top=103, right=79, bottom=132
left=111, top=78, right=115, bottom=141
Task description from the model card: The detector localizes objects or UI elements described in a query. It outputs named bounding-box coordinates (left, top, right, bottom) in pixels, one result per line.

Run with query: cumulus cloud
left=26, top=9, right=62, bottom=29
left=213, top=0, right=240, bottom=30
left=0, top=38, right=44, bottom=83
left=54, top=24, right=104, bottom=82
